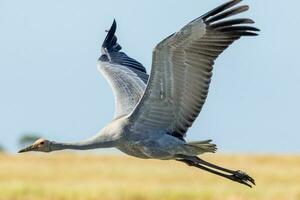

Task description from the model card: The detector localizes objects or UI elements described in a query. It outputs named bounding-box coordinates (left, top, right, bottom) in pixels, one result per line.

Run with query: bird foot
left=229, top=170, right=255, bottom=188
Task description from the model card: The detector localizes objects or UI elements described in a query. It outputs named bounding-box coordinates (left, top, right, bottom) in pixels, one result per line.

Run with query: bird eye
left=99, top=54, right=109, bottom=62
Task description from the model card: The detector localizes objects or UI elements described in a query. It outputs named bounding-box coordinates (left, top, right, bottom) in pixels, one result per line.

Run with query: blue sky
left=0, top=0, right=299, bottom=153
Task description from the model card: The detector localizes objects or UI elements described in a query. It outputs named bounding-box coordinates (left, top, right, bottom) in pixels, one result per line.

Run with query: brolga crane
left=19, top=0, right=259, bottom=187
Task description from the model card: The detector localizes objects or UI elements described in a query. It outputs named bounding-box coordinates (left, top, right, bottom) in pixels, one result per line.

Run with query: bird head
left=18, top=138, right=51, bottom=153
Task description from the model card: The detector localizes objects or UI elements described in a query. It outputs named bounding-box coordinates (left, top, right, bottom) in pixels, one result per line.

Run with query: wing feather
left=129, top=0, right=259, bottom=139
left=98, top=20, right=149, bottom=119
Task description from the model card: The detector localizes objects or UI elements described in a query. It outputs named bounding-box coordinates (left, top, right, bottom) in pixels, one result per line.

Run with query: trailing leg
left=176, top=155, right=255, bottom=188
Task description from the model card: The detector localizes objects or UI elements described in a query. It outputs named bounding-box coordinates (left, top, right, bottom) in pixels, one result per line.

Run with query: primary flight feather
left=19, top=0, right=259, bottom=188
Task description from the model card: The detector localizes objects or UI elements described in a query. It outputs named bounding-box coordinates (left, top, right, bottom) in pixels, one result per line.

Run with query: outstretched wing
left=129, top=0, right=259, bottom=140
left=97, top=20, right=149, bottom=119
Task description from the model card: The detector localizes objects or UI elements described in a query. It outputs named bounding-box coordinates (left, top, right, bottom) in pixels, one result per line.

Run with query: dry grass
left=0, top=153, right=299, bottom=200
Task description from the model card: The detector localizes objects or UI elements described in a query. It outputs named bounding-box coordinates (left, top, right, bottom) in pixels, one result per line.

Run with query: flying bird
left=19, top=0, right=259, bottom=187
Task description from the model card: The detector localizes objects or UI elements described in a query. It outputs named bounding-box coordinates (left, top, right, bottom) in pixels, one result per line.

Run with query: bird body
left=86, top=116, right=215, bottom=160
left=19, top=0, right=258, bottom=187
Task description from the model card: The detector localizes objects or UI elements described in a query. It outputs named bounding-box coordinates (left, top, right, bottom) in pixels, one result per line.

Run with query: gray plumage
left=19, top=0, right=258, bottom=188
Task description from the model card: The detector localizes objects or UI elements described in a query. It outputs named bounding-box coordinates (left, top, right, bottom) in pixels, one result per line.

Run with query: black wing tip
left=111, top=19, right=117, bottom=31
left=205, top=5, right=250, bottom=24
left=201, top=0, right=259, bottom=37
left=201, top=0, right=243, bottom=20
left=102, top=19, right=122, bottom=51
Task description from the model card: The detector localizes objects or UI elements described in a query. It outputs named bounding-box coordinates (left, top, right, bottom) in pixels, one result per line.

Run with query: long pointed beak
left=18, top=145, right=34, bottom=153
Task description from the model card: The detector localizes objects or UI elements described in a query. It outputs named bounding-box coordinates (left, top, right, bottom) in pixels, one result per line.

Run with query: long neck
left=50, top=136, right=116, bottom=151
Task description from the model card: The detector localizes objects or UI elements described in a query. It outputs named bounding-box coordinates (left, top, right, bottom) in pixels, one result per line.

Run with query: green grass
left=0, top=153, right=299, bottom=200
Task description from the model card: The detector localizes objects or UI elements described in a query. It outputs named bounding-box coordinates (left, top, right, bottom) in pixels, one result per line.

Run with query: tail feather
left=185, top=140, right=217, bottom=154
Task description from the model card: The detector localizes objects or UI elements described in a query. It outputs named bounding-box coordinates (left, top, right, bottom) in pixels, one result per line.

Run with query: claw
left=229, top=170, right=255, bottom=188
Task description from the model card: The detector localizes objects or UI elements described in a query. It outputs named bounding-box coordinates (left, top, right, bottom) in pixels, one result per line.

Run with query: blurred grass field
left=0, top=153, right=299, bottom=200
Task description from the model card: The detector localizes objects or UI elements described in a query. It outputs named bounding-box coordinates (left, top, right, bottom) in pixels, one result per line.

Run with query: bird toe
left=229, top=170, right=255, bottom=188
